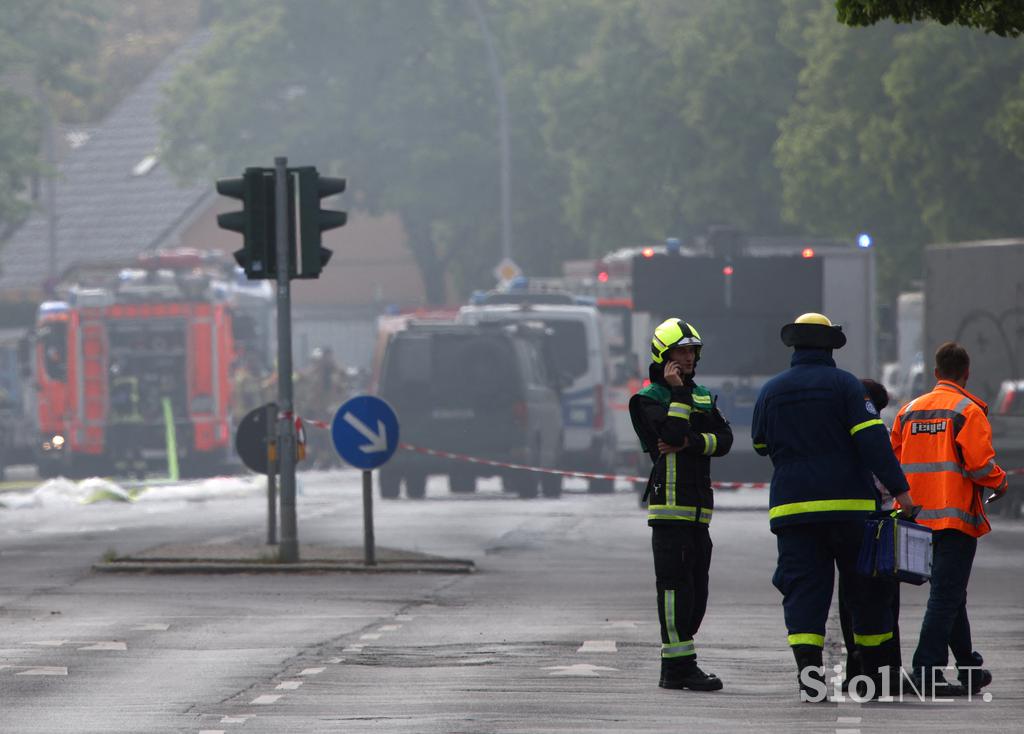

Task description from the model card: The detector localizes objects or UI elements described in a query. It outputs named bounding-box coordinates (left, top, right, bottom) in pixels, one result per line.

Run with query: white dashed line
left=341, top=645, right=364, bottom=653
left=132, top=623, right=170, bottom=631
left=17, top=667, right=68, bottom=676
left=394, top=614, right=414, bottom=621
left=837, top=718, right=862, bottom=724
left=359, top=633, right=382, bottom=640
left=220, top=715, right=252, bottom=724
left=251, top=694, right=282, bottom=705
left=28, top=640, right=67, bottom=647
left=577, top=640, right=617, bottom=653
left=298, top=667, right=325, bottom=676
left=79, top=641, right=127, bottom=651
left=377, top=624, right=401, bottom=632
left=543, top=663, right=618, bottom=677
left=199, top=730, right=225, bottom=734
left=327, top=657, right=345, bottom=664
left=276, top=680, right=303, bottom=690
left=836, top=729, right=861, bottom=734
left=605, top=620, right=643, bottom=629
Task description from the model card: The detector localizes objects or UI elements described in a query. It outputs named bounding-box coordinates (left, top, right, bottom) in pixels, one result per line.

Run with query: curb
left=92, top=559, right=476, bottom=574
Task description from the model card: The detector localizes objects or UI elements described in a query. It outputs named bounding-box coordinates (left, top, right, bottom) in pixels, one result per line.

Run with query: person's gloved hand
left=984, top=485, right=1008, bottom=504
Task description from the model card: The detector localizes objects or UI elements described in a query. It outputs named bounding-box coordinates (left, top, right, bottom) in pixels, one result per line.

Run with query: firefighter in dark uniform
left=751, top=313, right=913, bottom=699
left=629, top=318, right=733, bottom=691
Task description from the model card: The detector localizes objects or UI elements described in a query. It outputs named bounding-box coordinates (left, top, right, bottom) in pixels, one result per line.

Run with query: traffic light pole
left=274, top=156, right=299, bottom=563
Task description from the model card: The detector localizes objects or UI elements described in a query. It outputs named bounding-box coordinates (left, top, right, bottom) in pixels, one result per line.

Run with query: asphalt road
left=1, top=470, right=1022, bottom=733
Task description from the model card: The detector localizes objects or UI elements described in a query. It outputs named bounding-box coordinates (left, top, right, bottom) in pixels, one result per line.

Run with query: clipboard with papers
left=856, top=512, right=932, bottom=586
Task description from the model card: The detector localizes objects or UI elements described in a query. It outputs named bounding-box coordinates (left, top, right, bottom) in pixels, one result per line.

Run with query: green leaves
left=836, top=0, right=1024, bottom=37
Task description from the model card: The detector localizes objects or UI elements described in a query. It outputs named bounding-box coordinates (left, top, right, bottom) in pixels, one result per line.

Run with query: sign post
left=331, top=396, right=400, bottom=566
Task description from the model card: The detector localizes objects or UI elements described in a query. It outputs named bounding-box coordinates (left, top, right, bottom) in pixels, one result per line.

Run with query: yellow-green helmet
left=651, top=317, right=703, bottom=364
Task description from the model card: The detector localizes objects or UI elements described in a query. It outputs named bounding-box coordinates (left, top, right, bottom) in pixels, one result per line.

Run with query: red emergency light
left=801, top=247, right=815, bottom=259
left=642, top=247, right=655, bottom=258
left=722, top=265, right=734, bottom=276
left=597, top=271, right=609, bottom=283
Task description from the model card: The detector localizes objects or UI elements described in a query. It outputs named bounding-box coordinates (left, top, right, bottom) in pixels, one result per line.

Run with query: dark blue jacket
left=751, top=349, right=909, bottom=532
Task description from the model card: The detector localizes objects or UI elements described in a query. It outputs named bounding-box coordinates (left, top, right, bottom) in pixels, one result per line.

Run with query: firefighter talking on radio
left=629, top=318, right=733, bottom=691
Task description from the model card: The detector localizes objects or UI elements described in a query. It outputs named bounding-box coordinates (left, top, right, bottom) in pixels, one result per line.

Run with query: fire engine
left=563, top=229, right=876, bottom=482
left=31, top=249, right=273, bottom=478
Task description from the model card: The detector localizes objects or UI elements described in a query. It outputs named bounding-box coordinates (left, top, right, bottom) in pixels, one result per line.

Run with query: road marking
left=132, top=623, right=170, bottom=631
left=543, top=663, right=618, bottom=677
left=836, top=730, right=861, bottom=734
left=377, top=624, right=401, bottom=632
left=360, top=633, right=382, bottom=640
left=394, top=614, right=414, bottom=621
left=605, top=620, right=644, bottom=629
left=251, top=694, right=282, bottom=705
left=199, top=730, right=225, bottom=734
left=298, top=667, right=325, bottom=676
left=17, top=667, right=68, bottom=676
left=577, top=640, right=617, bottom=653
left=837, top=718, right=862, bottom=724
left=79, top=641, right=127, bottom=651
left=342, top=645, right=363, bottom=653
left=28, top=640, right=68, bottom=647
left=220, top=715, right=251, bottom=724
left=276, top=680, right=303, bottom=690
left=327, top=657, right=345, bottom=664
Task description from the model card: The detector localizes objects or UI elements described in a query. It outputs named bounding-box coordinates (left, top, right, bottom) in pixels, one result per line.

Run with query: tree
left=0, top=0, right=106, bottom=239
left=161, top=0, right=595, bottom=302
left=778, top=0, right=1024, bottom=295
left=836, top=0, right=1024, bottom=37
left=540, top=0, right=800, bottom=252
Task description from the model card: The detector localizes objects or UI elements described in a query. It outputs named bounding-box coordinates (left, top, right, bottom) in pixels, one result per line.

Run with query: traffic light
left=295, top=167, right=347, bottom=279
left=216, top=168, right=276, bottom=279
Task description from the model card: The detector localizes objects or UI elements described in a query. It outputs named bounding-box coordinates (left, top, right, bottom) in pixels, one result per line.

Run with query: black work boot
left=840, top=647, right=861, bottom=693
left=659, top=658, right=724, bottom=691
left=956, top=651, right=992, bottom=694
left=854, top=639, right=901, bottom=700
left=792, top=645, right=827, bottom=702
left=908, top=667, right=967, bottom=697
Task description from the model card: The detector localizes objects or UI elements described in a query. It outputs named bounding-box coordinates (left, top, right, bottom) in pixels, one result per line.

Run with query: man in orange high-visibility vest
left=892, top=342, right=1008, bottom=696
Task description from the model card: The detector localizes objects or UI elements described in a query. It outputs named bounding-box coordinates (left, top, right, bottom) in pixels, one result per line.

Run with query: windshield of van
left=39, top=322, right=68, bottom=382
left=543, top=320, right=588, bottom=380
left=384, top=333, right=520, bottom=405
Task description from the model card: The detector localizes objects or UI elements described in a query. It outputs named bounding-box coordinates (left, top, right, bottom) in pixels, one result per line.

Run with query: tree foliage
left=54, top=0, right=1024, bottom=303
left=836, top=0, right=1024, bottom=37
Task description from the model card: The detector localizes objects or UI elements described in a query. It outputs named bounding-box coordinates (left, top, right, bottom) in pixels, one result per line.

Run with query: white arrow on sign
left=343, top=412, right=389, bottom=453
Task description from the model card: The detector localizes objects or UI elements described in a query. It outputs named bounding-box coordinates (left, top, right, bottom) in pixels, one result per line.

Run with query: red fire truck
left=32, top=249, right=273, bottom=478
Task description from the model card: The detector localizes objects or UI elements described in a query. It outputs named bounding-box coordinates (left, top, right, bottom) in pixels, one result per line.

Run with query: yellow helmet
left=780, top=312, right=846, bottom=349
left=651, top=317, right=703, bottom=364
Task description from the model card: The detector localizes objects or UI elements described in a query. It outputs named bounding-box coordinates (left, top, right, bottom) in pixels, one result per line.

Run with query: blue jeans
left=912, top=529, right=978, bottom=673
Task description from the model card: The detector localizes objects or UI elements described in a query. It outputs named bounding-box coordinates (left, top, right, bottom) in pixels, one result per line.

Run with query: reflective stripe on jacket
left=751, top=349, right=909, bottom=532
left=891, top=380, right=1007, bottom=538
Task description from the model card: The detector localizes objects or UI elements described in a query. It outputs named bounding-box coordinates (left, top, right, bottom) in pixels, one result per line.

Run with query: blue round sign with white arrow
left=331, top=395, right=400, bottom=470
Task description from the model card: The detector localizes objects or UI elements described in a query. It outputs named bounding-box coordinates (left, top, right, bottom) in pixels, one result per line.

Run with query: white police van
left=457, top=300, right=617, bottom=492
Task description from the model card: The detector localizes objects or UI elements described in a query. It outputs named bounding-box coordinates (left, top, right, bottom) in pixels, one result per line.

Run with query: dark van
left=377, top=321, right=565, bottom=499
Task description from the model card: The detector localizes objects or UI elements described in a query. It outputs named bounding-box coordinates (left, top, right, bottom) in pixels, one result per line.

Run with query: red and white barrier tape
left=297, top=415, right=1024, bottom=488
left=397, top=442, right=769, bottom=490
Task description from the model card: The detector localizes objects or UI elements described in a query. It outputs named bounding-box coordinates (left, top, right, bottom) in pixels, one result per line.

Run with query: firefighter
left=230, top=355, right=263, bottom=425
left=629, top=318, right=733, bottom=691
left=751, top=313, right=912, bottom=700
left=891, top=341, right=1006, bottom=696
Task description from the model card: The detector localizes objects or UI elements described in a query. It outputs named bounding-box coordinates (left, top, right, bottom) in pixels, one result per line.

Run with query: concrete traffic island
left=93, top=540, right=476, bottom=574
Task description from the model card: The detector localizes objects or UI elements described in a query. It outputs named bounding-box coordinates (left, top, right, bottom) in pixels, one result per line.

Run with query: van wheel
left=379, top=466, right=401, bottom=499
left=540, top=473, right=562, bottom=498
left=503, top=470, right=538, bottom=499
left=589, top=476, right=615, bottom=493
left=448, top=470, right=476, bottom=494
left=405, top=471, right=427, bottom=499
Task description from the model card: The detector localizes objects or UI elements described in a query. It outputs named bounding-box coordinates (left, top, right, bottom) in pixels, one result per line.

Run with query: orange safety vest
left=891, top=380, right=1008, bottom=538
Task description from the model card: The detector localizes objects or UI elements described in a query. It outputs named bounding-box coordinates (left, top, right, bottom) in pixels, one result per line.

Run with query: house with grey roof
left=0, top=30, right=427, bottom=369
left=0, top=31, right=214, bottom=311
